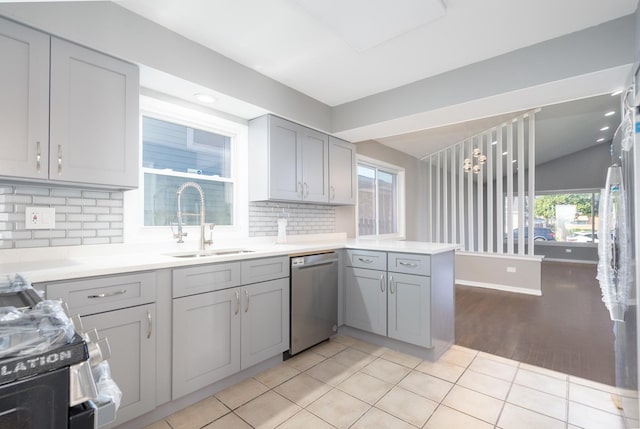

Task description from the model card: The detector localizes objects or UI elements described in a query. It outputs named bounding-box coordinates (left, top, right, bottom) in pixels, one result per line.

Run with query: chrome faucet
left=175, top=181, right=214, bottom=250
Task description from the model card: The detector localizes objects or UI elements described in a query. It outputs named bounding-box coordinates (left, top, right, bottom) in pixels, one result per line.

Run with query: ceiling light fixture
left=491, top=141, right=497, bottom=145
left=464, top=147, right=486, bottom=174
left=605, top=111, right=616, bottom=117
left=502, top=151, right=508, bottom=156
left=597, top=138, right=605, bottom=142
left=193, top=93, right=217, bottom=104
left=611, top=90, right=623, bottom=96
left=600, top=126, right=610, bottom=131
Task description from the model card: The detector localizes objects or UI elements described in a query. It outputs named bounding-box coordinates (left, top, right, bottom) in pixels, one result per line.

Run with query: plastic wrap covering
left=597, top=165, right=633, bottom=321
left=0, top=274, right=31, bottom=293
left=92, top=361, right=122, bottom=411
left=0, top=299, right=76, bottom=358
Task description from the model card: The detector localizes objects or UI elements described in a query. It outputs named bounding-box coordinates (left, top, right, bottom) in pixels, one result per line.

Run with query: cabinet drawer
left=241, top=256, right=289, bottom=284
left=388, top=253, right=430, bottom=276
left=173, top=262, right=241, bottom=298
left=46, top=272, right=156, bottom=316
left=345, top=249, right=387, bottom=270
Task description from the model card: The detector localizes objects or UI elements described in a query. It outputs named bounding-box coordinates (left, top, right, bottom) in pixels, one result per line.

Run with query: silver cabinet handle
left=304, top=182, right=309, bottom=198
left=36, top=141, right=41, bottom=173
left=147, top=309, right=152, bottom=339
left=330, top=186, right=335, bottom=201
left=244, top=289, right=250, bottom=312
left=389, top=276, right=395, bottom=294
left=87, top=289, right=126, bottom=299
left=399, top=261, right=418, bottom=267
left=57, top=145, right=62, bottom=175
left=235, top=291, right=240, bottom=315
left=379, top=274, right=385, bottom=293
left=298, top=182, right=303, bottom=198
left=358, top=257, right=374, bottom=263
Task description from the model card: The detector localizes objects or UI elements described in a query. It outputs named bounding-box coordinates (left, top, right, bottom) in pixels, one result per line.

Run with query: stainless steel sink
left=165, top=249, right=254, bottom=258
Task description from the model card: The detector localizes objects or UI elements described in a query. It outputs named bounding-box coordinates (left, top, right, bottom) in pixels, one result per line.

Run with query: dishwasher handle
left=294, top=259, right=338, bottom=269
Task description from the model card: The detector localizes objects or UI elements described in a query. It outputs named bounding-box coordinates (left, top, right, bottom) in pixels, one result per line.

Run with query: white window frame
left=356, top=154, right=406, bottom=240
left=124, top=96, right=249, bottom=244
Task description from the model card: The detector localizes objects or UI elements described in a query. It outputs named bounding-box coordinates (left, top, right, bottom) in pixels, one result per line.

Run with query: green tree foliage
left=534, top=193, right=593, bottom=222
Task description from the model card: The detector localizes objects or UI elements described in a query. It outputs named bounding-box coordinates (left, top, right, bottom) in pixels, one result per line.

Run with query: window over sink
left=124, top=96, right=248, bottom=241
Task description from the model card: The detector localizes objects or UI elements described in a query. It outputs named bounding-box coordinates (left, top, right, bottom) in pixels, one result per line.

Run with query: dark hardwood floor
left=455, top=261, right=616, bottom=385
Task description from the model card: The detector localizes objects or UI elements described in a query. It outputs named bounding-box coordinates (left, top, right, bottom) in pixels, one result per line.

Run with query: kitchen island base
left=338, top=326, right=453, bottom=362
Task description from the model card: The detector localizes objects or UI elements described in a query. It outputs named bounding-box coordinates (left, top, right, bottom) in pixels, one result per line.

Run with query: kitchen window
left=357, top=156, right=405, bottom=238
left=124, top=96, right=248, bottom=241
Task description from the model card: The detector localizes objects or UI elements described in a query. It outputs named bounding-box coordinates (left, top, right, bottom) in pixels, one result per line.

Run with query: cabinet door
left=241, top=278, right=289, bottom=369
left=81, top=304, right=156, bottom=427
left=50, top=38, right=139, bottom=188
left=344, top=267, right=387, bottom=336
left=328, top=137, right=356, bottom=205
left=172, top=288, right=241, bottom=399
left=268, top=116, right=303, bottom=201
left=0, top=17, right=49, bottom=180
left=387, top=272, right=431, bottom=348
left=301, top=128, right=329, bottom=203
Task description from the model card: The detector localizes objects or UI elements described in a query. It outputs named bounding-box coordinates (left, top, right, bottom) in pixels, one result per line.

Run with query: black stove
left=0, top=274, right=115, bottom=429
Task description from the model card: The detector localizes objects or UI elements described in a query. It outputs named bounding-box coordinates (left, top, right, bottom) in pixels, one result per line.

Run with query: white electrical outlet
left=565, top=248, right=572, bottom=253
left=25, top=206, right=55, bottom=229
left=506, top=266, right=516, bottom=273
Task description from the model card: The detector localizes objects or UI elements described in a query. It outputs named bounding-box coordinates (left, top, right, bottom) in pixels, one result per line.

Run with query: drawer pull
left=358, top=257, right=374, bottom=264
left=389, top=276, right=395, bottom=294
left=379, top=274, right=385, bottom=293
left=399, top=262, right=418, bottom=267
left=147, top=310, right=153, bottom=339
left=87, top=289, right=126, bottom=299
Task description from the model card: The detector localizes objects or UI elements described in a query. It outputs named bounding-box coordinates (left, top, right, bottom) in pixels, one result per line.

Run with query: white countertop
left=0, top=235, right=457, bottom=283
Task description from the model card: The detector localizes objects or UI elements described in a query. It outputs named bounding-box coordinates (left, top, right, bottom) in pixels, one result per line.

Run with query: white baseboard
left=542, top=258, right=597, bottom=265
left=456, top=279, right=542, bottom=296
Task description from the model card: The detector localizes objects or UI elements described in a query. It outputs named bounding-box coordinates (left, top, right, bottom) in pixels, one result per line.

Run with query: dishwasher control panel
left=291, top=257, right=305, bottom=267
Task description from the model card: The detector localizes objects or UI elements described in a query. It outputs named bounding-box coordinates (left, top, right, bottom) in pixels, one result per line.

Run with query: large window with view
left=142, top=115, right=236, bottom=228
left=506, top=191, right=600, bottom=244
left=533, top=192, right=599, bottom=243
left=357, top=157, right=405, bottom=238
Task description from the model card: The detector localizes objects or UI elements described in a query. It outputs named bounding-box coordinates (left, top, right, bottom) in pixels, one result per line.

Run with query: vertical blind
left=423, top=111, right=536, bottom=256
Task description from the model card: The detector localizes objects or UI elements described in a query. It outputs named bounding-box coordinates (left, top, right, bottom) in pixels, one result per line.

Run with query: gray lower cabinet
left=172, top=288, right=240, bottom=399
left=172, top=257, right=289, bottom=399
left=344, top=250, right=434, bottom=348
left=344, top=266, right=387, bottom=336
left=81, top=304, right=157, bottom=427
left=387, top=272, right=431, bottom=347
left=240, top=278, right=289, bottom=369
left=42, top=272, right=160, bottom=427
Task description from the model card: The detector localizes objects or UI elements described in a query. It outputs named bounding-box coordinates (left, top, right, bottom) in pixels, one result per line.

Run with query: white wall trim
left=456, top=279, right=542, bottom=296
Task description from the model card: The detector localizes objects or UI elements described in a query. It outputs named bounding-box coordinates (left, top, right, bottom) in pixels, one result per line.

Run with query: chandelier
left=463, top=148, right=487, bottom=174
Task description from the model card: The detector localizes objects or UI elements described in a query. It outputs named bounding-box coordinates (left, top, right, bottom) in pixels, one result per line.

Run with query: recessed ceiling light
left=193, top=93, right=217, bottom=104
left=502, top=151, right=508, bottom=156
left=611, top=90, right=623, bottom=96
left=491, top=141, right=497, bottom=145
left=605, top=111, right=616, bottom=117
left=597, top=138, right=605, bottom=142
left=512, top=159, right=517, bottom=163
left=600, top=126, right=609, bottom=131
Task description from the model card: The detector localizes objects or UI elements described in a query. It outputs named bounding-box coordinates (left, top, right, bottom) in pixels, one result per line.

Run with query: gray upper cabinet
left=0, top=17, right=49, bottom=180
left=249, top=115, right=329, bottom=203
left=0, top=17, right=139, bottom=189
left=329, top=137, right=356, bottom=205
left=50, top=38, right=139, bottom=188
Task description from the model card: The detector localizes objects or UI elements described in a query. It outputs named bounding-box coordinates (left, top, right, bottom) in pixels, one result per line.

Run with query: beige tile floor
left=144, top=335, right=636, bottom=429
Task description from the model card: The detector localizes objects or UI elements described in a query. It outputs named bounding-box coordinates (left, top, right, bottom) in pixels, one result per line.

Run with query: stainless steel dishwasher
left=289, top=251, right=338, bottom=355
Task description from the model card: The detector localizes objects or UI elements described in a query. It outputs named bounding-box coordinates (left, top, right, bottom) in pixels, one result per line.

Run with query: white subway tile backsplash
left=0, top=184, right=124, bottom=248
left=248, top=201, right=335, bottom=237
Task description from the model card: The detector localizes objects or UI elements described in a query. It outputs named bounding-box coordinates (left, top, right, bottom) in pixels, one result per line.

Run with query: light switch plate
left=25, top=206, right=55, bottom=229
